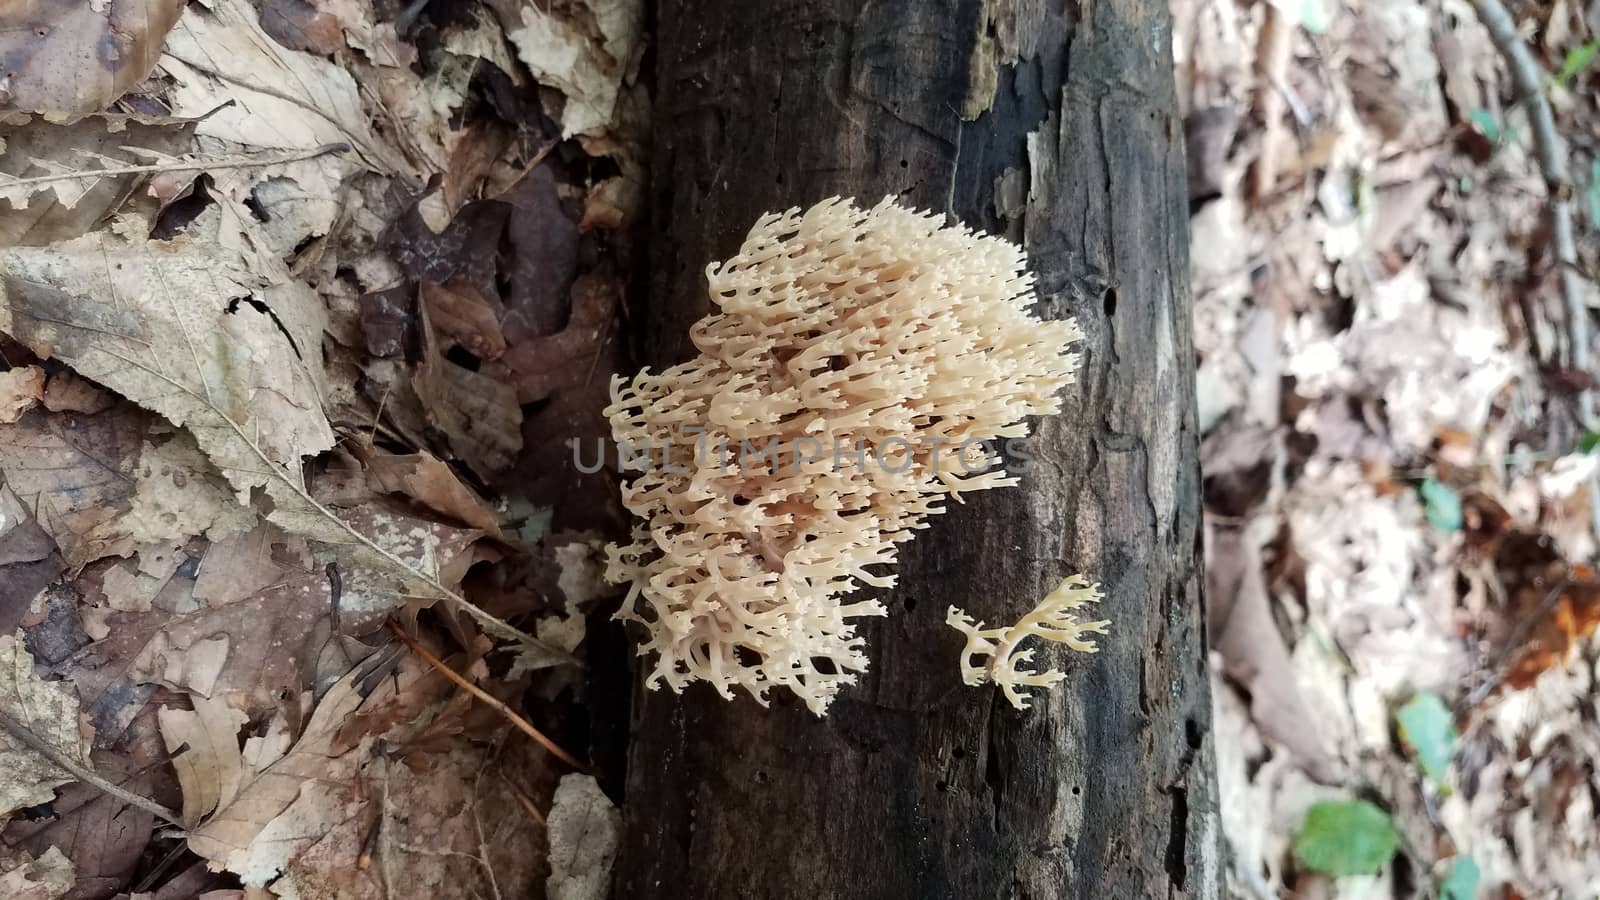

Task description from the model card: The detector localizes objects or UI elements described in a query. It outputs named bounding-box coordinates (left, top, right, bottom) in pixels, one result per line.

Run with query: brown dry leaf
left=0, top=218, right=555, bottom=641
left=501, top=273, right=622, bottom=532
left=0, top=366, right=45, bottom=424
left=415, top=311, right=523, bottom=481
left=2, top=751, right=157, bottom=900
left=546, top=773, right=620, bottom=900
left=0, top=218, right=466, bottom=620
left=0, top=0, right=187, bottom=116
left=0, top=405, right=146, bottom=569
left=73, top=526, right=359, bottom=722
left=367, top=451, right=505, bottom=535
left=275, top=745, right=544, bottom=900
left=183, top=661, right=371, bottom=887
left=1206, top=525, right=1339, bottom=782
left=0, top=113, right=198, bottom=247
left=0, top=484, right=62, bottom=619
left=159, top=696, right=248, bottom=827
left=41, top=372, right=113, bottom=416
left=492, top=0, right=644, bottom=138
left=256, top=0, right=347, bottom=55
left=0, top=846, right=73, bottom=900
left=157, top=0, right=409, bottom=175
left=0, top=631, right=92, bottom=817
left=0, top=223, right=336, bottom=511
left=580, top=175, right=642, bottom=232
left=421, top=279, right=507, bottom=361
left=0, top=405, right=252, bottom=570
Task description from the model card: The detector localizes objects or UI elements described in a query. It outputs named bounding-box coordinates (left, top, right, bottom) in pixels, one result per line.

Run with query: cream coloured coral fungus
left=604, top=196, right=1084, bottom=714
left=947, top=575, right=1110, bottom=711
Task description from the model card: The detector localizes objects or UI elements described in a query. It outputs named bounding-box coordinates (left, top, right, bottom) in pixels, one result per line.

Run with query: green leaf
left=1468, top=109, right=1501, bottom=144
left=1581, top=431, right=1600, bottom=454
left=1420, top=478, right=1463, bottom=532
left=1299, top=0, right=1330, bottom=33
left=1440, top=855, right=1481, bottom=900
left=1294, top=800, right=1400, bottom=876
left=1555, top=40, right=1598, bottom=86
left=1397, top=692, right=1457, bottom=780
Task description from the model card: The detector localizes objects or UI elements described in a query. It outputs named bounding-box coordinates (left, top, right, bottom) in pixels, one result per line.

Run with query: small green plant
left=1420, top=479, right=1464, bottom=533
left=1440, top=855, right=1481, bottom=900
left=1294, top=800, right=1400, bottom=876
left=1397, top=692, right=1458, bottom=782
left=1554, top=40, right=1598, bottom=86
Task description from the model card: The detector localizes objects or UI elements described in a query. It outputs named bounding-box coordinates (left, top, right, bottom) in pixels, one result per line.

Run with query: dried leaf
left=75, top=527, right=357, bottom=721
left=159, top=696, right=248, bottom=827
left=184, top=669, right=366, bottom=886
left=367, top=452, right=505, bottom=534
left=256, top=0, right=347, bottom=56
left=415, top=312, right=523, bottom=481
left=0, top=113, right=198, bottom=247
left=1207, top=525, right=1339, bottom=781
left=0, top=846, right=74, bottom=900
left=41, top=371, right=113, bottom=416
left=272, top=744, right=544, bottom=900
left=158, top=0, right=409, bottom=174
left=0, top=631, right=91, bottom=817
left=0, top=366, right=45, bottom=424
left=546, top=774, right=620, bottom=900
left=500, top=273, right=622, bottom=532
left=0, top=0, right=187, bottom=115
left=496, top=0, right=644, bottom=138
left=0, top=405, right=146, bottom=569
left=421, top=279, right=507, bottom=361
left=2, top=751, right=157, bottom=900
left=0, top=226, right=336, bottom=509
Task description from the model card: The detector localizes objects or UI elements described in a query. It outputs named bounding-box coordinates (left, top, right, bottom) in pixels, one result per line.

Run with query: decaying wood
left=617, top=0, right=1221, bottom=896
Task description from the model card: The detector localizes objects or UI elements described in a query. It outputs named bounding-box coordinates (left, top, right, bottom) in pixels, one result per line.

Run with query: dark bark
left=617, top=0, right=1220, bottom=897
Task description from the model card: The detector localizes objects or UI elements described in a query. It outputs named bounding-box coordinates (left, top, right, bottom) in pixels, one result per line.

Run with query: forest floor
left=1175, top=0, right=1600, bottom=895
left=0, top=0, right=1595, bottom=898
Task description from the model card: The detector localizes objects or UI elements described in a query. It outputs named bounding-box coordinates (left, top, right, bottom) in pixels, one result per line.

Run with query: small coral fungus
left=604, top=197, right=1084, bottom=714
left=947, top=576, right=1110, bottom=711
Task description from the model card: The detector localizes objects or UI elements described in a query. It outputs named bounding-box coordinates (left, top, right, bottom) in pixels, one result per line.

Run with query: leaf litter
left=0, top=0, right=640, bottom=895
left=1178, top=0, right=1600, bottom=892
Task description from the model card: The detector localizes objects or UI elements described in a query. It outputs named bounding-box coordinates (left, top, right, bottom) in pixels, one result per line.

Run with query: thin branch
left=1471, top=0, right=1591, bottom=399
left=388, top=623, right=585, bottom=770
left=502, top=775, right=547, bottom=827
left=0, top=708, right=186, bottom=829
left=1, top=144, right=351, bottom=193
left=1470, top=0, right=1600, bottom=541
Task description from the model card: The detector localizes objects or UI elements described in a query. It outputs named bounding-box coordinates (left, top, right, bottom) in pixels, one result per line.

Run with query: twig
left=1251, top=2, right=1294, bottom=199
left=0, top=144, right=351, bottom=192
left=1470, top=0, right=1600, bottom=542
left=0, top=708, right=186, bottom=829
left=502, top=776, right=547, bottom=826
left=387, top=623, right=584, bottom=770
left=1471, top=0, right=1591, bottom=404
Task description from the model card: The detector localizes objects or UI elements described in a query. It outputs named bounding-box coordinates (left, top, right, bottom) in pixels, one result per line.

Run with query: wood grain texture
left=618, top=0, right=1220, bottom=896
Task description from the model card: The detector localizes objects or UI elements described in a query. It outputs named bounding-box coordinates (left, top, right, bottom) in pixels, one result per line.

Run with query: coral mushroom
left=604, top=196, right=1084, bottom=714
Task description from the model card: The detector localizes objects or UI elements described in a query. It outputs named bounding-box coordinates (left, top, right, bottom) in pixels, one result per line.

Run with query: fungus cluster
left=604, top=197, right=1085, bottom=714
